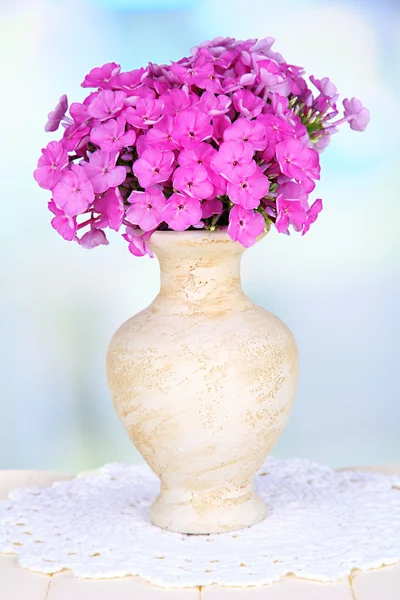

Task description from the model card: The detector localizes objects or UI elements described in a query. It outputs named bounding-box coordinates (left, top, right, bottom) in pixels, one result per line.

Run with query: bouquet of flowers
left=34, top=36, right=369, bottom=256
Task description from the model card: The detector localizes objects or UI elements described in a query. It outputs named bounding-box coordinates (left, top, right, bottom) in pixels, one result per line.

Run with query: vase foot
left=149, top=484, right=267, bottom=534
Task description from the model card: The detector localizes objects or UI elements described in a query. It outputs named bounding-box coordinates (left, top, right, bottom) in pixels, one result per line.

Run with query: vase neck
left=148, top=232, right=248, bottom=314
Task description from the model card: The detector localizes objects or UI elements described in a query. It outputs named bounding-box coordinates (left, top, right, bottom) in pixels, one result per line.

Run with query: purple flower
left=48, top=200, right=77, bottom=241
left=200, top=197, right=223, bottom=219
left=53, top=164, right=94, bottom=216
left=83, top=151, right=126, bottom=194
left=302, top=199, right=323, bottom=235
left=172, top=110, right=213, bottom=149
left=81, top=62, right=121, bottom=89
left=173, top=165, right=214, bottom=199
left=227, top=166, right=270, bottom=209
left=162, top=193, right=202, bottom=231
left=34, top=141, right=68, bottom=190
left=228, top=205, right=265, bottom=247
left=126, top=187, right=167, bottom=231
left=210, top=141, right=256, bottom=183
left=275, top=194, right=307, bottom=233
left=90, top=117, right=136, bottom=152
left=343, top=97, right=370, bottom=132
left=45, top=95, right=68, bottom=132
left=79, top=228, right=109, bottom=249
left=123, top=227, right=154, bottom=257
left=133, top=149, right=174, bottom=188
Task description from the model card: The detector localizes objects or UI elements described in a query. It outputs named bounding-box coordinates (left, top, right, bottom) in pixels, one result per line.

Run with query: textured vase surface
left=106, top=230, right=299, bottom=534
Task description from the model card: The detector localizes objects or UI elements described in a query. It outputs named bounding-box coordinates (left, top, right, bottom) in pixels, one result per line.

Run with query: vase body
left=106, top=231, right=298, bottom=534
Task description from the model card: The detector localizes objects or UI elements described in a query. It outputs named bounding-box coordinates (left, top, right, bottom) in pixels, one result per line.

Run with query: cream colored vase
left=106, top=230, right=298, bottom=534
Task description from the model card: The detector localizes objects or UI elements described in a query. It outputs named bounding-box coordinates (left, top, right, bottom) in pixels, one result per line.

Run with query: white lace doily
left=1, top=458, right=400, bottom=588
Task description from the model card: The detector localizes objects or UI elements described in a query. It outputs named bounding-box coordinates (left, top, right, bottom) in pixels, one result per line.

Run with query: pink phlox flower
left=258, top=114, right=294, bottom=146
left=162, top=193, right=202, bottom=231
left=81, top=62, right=121, bottom=89
left=48, top=200, right=77, bottom=241
left=302, top=199, right=323, bottom=235
left=87, top=90, right=126, bottom=121
left=123, top=226, right=154, bottom=257
left=178, top=142, right=216, bottom=169
left=126, top=187, right=167, bottom=231
left=276, top=138, right=321, bottom=183
left=136, top=133, right=149, bottom=157
left=233, top=90, right=265, bottom=119
left=34, top=140, right=69, bottom=190
left=79, top=228, right=109, bottom=248
left=53, top=163, right=94, bottom=216
left=125, top=97, right=164, bottom=129
left=173, top=164, right=214, bottom=199
left=160, top=88, right=191, bottom=116
left=343, top=97, right=370, bottom=132
left=228, top=204, right=265, bottom=248
left=69, top=102, right=90, bottom=125
left=227, top=166, right=269, bottom=209
left=210, top=141, right=256, bottom=183
left=200, top=197, right=223, bottom=219
left=172, top=109, right=213, bottom=149
left=110, top=67, right=148, bottom=91
left=277, top=181, right=309, bottom=210
left=133, top=148, right=174, bottom=188
left=212, top=115, right=231, bottom=145
left=171, top=55, right=214, bottom=89
left=224, top=118, right=267, bottom=151
left=124, top=85, right=156, bottom=106
left=94, top=187, right=124, bottom=231
left=45, top=95, right=69, bottom=132
left=62, top=122, right=90, bottom=152
left=90, top=116, right=136, bottom=151
left=196, top=92, right=231, bottom=116
left=256, top=59, right=285, bottom=86
left=83, top=151, right=127, bottom=193
left=275, top=193, right=307, bottom=234
left=146, top=116, right=177, bottom=150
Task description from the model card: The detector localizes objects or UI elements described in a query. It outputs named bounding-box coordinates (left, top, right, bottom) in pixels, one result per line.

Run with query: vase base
left=149, top=487, right=267, bottom=534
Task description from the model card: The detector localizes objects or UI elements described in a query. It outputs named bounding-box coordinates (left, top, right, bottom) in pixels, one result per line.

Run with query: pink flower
left=302, top=199, right=323, bottom=235
left=173, top=165, right=214, bottom=199
left=196, top=92, right=231, bottom=116
left=343, top=97, right=370, bottom=132
left=227, top=166, right=269, bottom=209
left=45, top=95, right=68, bottom=132
left=258, top=114, right=294, bottom=145
left=62, top=122, right=90, bottom=152
left=276, top=138, right=320, bottom=183
left=48, top=200, right=77, bottom=241
left=123, top=227, right=154, bottom=257
left=125, top=97, right=164, bottom=129
left=81, top=62, right=121, bottom=89
left=90, top=117, right=136, bottom=152
left=162, top=193, right=202, bottom=230
left=224, top=118, right=267, bottom=151
left=79, top=228, right=109, bottom=248
left=212, top=115, right=231, bottom=145
left=87, top=90, right=126, bottom=121
left=160, top=89, right=191, bottom=116
left=172, top=109, right=213, bottom=149
left=233, top=90, right=264, bottom=119
left=146, top=116, right=176, bottom=150
left=126, top=187, right=167, bottom=231
left=111, top=67, right=148, bottom=91
left=200, top=197, right=223, bottom=219
left=178, top=142, right=216, bottom=169
left=53, top=164, right=94, bottom=216
left=133, top=149, right=174, bottom=188
left=34, top=141, right=68, bottom=190
left=94, top=187, right=124, bottom=231
left=69, top=101, right=89, bottom=125
left=171, top=56, right=214, bottom=88
left=228, top=205, right=265, bottom=247
left=275, top=194, right=307, bottom=233
left=210, top=141, right=256, bottom=183
left=83, top=151, right=126, bottom=193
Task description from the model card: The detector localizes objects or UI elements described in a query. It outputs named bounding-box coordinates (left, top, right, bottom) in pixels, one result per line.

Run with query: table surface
left=0, top=466, right=399, bottom=600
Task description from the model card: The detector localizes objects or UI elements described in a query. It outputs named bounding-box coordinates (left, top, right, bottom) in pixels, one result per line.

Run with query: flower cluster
left=34, top=36, right=369, bottom=255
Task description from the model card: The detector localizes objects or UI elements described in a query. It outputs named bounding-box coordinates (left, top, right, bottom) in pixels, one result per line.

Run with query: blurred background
left=0, top=0, right=398, bottom=472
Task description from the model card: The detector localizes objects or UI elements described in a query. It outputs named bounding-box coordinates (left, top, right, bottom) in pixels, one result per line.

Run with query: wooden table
left=0, top=467, right=399, bottom=599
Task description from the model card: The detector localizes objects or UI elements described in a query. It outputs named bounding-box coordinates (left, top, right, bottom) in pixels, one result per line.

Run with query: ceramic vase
left=106, top=230, right=298, bottom=534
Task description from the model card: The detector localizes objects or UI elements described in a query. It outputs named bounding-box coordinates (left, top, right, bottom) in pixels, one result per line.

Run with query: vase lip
left=146, top=227, right=268, bottom=255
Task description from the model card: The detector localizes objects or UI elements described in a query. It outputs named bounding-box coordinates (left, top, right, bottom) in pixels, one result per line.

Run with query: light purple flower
left=45, top=95, right=68, bottom=132
left=126, top=187, right=167, bottom=231
left=228, top=205, right=265, bottom=247
left=34, top=141, right=68, bottom=190
left=162, top=193, right=202, bottom=231
left=48, top=200, right=77, bottom=241
left=123, top=227, right=154, bottom=257
left=343, top=97, right=370, bottom=132
left=79, top=228, right=109, bottom=248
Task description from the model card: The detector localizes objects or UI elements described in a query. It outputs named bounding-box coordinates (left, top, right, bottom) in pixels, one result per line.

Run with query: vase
left=106, top=230, right=298, bottom=534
